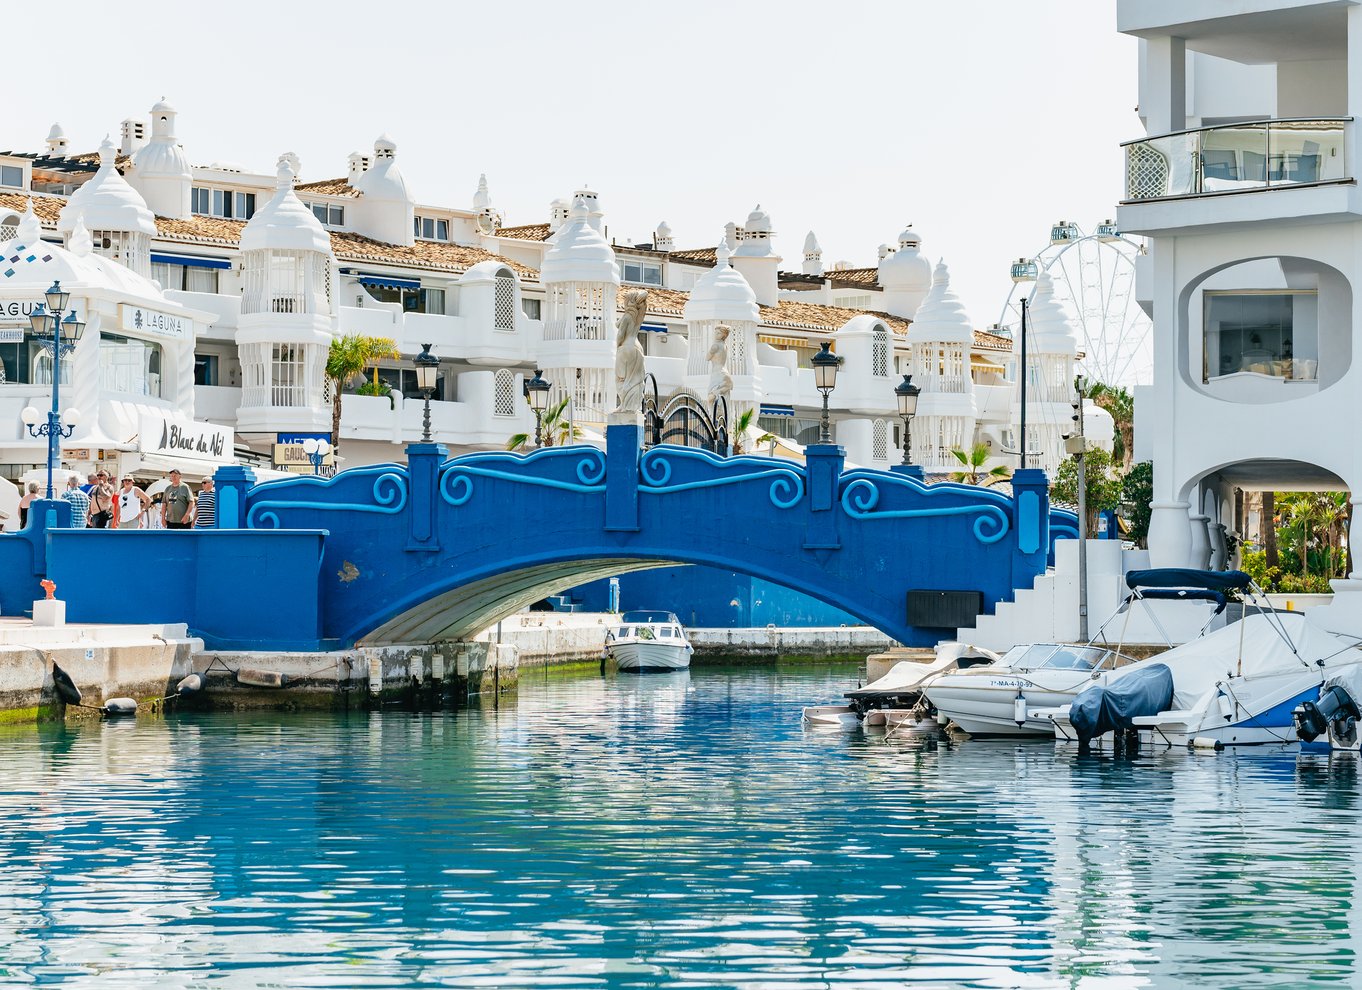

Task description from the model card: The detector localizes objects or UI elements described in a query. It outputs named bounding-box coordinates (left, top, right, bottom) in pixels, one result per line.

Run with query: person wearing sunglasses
left=115, top=477, right=150, bottom=530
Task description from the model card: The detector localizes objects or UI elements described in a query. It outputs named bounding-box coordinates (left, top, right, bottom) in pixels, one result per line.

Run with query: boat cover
left=1069, top=663, right=1174, bottom=745
left=1321, top=665, right=1362, bottom=705
left=1126, top=569, right=1251, bottom=593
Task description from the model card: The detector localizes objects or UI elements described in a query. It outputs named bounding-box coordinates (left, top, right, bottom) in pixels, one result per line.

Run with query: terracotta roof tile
left=155, top=213, right=246, bottom=244
left=827, top=267, right=880, bottom=288
left=495, top=222, right=551, bottom=241
left=973, top=329, right=1013, bottom=351
left=0, top=191, right=65, bottom=225
left=619, top=285, right=688, bottom=319
left=759, top=299, right=910, bottom=336
left=295, top=177, right=360, bottom=198
left=668, top=246, right=717, bottom=265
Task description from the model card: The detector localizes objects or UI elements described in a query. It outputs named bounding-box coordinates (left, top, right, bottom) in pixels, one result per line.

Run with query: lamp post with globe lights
left=301, top=437, right=333, bottom=476
left=20, top=281, right=84, bottom=499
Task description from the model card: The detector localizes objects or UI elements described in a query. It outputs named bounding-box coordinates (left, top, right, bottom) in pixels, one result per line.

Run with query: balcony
left=1119, top=118, right=1356, bottom=235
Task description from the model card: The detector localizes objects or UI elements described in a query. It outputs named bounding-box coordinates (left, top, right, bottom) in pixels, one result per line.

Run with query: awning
left=758, top=334, right=810, bottom=349
left=120, top=451, right=235, bottom=480
left=349, top=273, right=421, bottom=291
left=759, top=404, right=795, bottom=417
left=640, top=323, right=669, bottom=333
left=1125, top=568, right=1252, bottom=593
left=150, top=252, right=232, bottom=270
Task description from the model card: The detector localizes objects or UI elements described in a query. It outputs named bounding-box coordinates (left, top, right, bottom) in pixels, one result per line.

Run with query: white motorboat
left=926, top=568, right=1235, bottom=738
left=606, top=611, right=693, bottom=672
left=801, top=642, right=999, bottom=727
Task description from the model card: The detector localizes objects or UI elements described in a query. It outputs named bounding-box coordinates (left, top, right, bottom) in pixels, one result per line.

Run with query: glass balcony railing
left=1123, top=118, right=1350, bottom=201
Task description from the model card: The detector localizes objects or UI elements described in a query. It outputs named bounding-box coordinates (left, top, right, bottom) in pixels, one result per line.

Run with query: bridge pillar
left=406, top=442, right=447, bottom=552
left=213, top=464, right=257, bottom=529
left=802, top=443, right=843, bottom=550
left=605, top=414, right=642, bottom=532
left=1010, top=467, right=1050, bottom=581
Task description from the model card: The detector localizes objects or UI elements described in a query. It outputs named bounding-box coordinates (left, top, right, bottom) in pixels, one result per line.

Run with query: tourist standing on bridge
left=17, top=483, right=38, bottom=529
left=115, top=477, right=150, bottom=529
left=61, top=475, right=90, bottom=529
left=192, top=477, right=216, bottom=529
left=88, top=472, right=114, bottom=528
left=161, top=470, right=194, bottom=530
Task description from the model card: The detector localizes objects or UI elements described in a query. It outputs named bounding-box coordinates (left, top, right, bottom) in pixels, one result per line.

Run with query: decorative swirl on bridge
left=638, top=447, right=804, bottom=509
left=246, top=469, right=409, bottom=529
left=839, top=477, right=1011, bottom=544
left=440, top=446, right=608, bottom=507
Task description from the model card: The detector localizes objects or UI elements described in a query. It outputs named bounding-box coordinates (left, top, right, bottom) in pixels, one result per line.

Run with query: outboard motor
left=1294, top=685, right=1362, bottom=746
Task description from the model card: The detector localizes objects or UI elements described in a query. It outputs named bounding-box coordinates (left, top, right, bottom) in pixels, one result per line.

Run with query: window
left=311, top=203, right=345, bottom=226
left=872, top=419, right=889, bottom=461
left=99, top=333, right=162, bottom=397
left=362, top=282, right=434, bottom=312
left=494, top=272, right=517, bottom=330
left=1204, top=291, right=1318, bottom=382
left=424, top=288, right=446, bottom=316
left=620, top=259, right=663, bottom=286
left=1, top=164, right=24, bottom=189
left=193, top=188, right=256, bottom=219
left=493, top=369, right=516, bottom=417
left=414, top=216, right=449, bottom=241
left=374, top=366, right=428, bottom=400
left=194, top=354, right=219, bottom=387
left=872, top=326, right=889, bottom=377
left=271, top=344, right=304, bottom=406
left=152, top=261, right=220, bottom=294
left=522, top=298, right=542, bottom=320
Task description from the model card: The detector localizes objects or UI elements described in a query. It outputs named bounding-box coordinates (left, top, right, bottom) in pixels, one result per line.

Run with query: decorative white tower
left=350, top=134, right=415, bottom=246
left=573, top=189, right=604, bottom=234
left=684, top=239, right=761, bottom=416
left=45, top=123, right=67, bottom=155
left=58, top=137, right=156, bottom=277
left=1011, top=269, right=1077, bottom=476
left=731, top=205, right=780, bottom=306
left=538, top=195, right=620, bottom=423
left=802, top=231, right=823, bottom=276
left=127, top=99, right=192, bottom=219
left=654, top=221, right=673, bottom=252
left=877, top=226, right=932, bottom=319
left=906, top=261, right=977, bottom=470
left=235, top=156, right=337, bottom=433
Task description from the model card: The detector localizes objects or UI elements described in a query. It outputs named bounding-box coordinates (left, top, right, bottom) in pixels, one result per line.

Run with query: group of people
left=34, top=468, right=219, bottom=530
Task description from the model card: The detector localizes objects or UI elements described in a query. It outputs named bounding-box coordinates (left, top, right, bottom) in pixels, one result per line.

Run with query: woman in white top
left=116, top=477, right=150, bottom=529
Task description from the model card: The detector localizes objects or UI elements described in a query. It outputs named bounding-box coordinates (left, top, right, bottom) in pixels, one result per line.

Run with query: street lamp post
left=1065, top=376, right=1091, bottom=641
left=301, top=437, right=333, bottom=476
left=524, top=368, right=550, bottom=447
left=413, top=342, right=439, bottom=443
left=811, top=341, right=841, bottom=444
left=894, top=373, right=921, bottom=467
left=21, top=281, right=84, bottom=499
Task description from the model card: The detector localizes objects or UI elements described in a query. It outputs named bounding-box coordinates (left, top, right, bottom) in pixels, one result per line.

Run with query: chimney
left=120, top=118, right=147, bottom=157
left=347, top=152, right=370, bottom=181
left=45, top=123, right=68, bottom=156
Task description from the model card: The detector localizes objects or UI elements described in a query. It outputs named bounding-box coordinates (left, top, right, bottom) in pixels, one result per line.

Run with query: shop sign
left=274, top=443, right=334, bottom=468
left=121, top=304, right=191, bottom=340
left=138, top=413, right=233, bottom=462
left=0, top=299, right=40, bottom=340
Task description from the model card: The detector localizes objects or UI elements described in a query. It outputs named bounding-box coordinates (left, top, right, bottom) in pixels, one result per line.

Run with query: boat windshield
left=1005, top=644, right=1110, bottom=671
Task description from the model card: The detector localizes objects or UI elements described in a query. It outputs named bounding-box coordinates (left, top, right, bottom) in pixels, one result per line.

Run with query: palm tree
left=729, top=407, right=775, bottom=456
left=1263, top=490, right=1279, bottom=571
left=506, top=396, right=579, bottom=450
left=1088, top=382, right=1134, bottom=469
left=949, top=443, right=1011, bottom=487
left=325, top=334, right=400, bottom=455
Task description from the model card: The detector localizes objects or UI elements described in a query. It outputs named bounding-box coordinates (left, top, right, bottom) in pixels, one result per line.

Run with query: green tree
left=1051, top=446, right=1124, bottom=535
left=506, top=396, right=579, bottom=450
left=1087, top=382, right=1134, bottom=470
left=948, top=443, right=1012, bottom=487
left=1122, top=460, right=1153, bottom=547
left=325, top=334, right=400, bottom=455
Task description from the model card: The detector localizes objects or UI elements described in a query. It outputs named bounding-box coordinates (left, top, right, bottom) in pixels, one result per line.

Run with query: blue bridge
left=5, top=423, right=1068, bottom=651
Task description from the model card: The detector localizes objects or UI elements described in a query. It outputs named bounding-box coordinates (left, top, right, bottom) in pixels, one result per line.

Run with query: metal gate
left=642, top=376, right=728, bottom=453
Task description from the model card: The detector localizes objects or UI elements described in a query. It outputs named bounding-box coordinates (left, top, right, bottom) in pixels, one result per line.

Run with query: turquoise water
left=2, top=664, right=1360, bottom=988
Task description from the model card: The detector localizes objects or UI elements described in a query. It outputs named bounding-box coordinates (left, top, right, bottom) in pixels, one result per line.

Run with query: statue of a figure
left=707, top=324, right=733, bottom=403
left=614, top=288, right=648, bottom=412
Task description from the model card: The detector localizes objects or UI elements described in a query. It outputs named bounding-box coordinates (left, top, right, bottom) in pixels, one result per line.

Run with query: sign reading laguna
left=0, top=299, right=40, bottom=341
left=138, top=413, right=233, bottom=463
left=120, top=303, right=190, bottom=340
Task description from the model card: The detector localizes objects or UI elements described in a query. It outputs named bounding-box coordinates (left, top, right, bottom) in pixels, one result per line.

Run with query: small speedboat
left=801, top=642, right=998, bottom=726
left=606, top=611, right=693, bottom=672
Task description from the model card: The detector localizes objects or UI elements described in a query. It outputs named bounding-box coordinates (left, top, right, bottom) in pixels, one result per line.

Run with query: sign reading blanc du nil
left=138, top=413, right=233, bottom=463
left=121, top=303, right=191, bottom=340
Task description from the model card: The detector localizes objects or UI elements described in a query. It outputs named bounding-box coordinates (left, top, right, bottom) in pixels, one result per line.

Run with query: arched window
left=872, top=418, right=889, bottom=461
left=494, top=268, right=517, bottom=331
left=493, top=368, right=515, bottom=417
left=872, top=325, right=889, bottom=377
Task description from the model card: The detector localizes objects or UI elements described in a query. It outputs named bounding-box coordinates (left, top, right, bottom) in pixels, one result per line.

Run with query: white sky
left=8, top=0, right=1139, bottom=327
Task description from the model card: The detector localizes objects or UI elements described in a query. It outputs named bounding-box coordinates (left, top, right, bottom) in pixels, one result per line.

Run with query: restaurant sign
left=0, top=299, right=40, bottom=341
left=121, top=303, right=191, bottom=340
left=138, top=413, right=233, bottom=462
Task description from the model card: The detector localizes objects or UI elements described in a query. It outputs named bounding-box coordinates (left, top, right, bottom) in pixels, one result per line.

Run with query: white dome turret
left=1025, top=270, right=1078, bottom=357
left=907, top=261, right=973, bottom=345
left=354, top=133, right=410, bottom=201
left=802, top=230, right=823, bottom=276
left=549, top=197, right=571, bottom=233
left=46, top=123, right=67, bottom=155
left=572, top=188, right=603, bottom=233
left=59, top=138, right=155, bottom=237
left=735, top=204, right=774, bottom=257
left=128, top=98, right=192, bottom=218
left=540, top=195, right=619, bottom=285
left=241, top=157, right=332, bottom=254
left=684, top=239, right=759, bottom=323
left=350, top=133, right=414, bottom=245
left=655, top=220, right=673, bottom=251
left=877, top=224, right=933, bottom=319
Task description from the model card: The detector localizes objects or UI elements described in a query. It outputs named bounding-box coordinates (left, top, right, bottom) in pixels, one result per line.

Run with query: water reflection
left=1, top=666, right=1360, bottom=988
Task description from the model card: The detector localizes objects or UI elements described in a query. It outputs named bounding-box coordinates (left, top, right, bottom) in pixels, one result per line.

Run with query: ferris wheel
left=997, top=220, right=1153, bottom=388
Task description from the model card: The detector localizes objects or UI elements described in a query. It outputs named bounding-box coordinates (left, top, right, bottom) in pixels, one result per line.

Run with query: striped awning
left=757, top=334, right=812, bottom=348
left=759, top=404, right=795, bottom=417
left=151, top=252, right=231, bottom=270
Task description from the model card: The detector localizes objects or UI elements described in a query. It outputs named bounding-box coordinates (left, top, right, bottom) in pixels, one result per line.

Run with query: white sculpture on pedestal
left=614, top=288, right=648, bottom=412
left=707, top=324, right=733, bottom=403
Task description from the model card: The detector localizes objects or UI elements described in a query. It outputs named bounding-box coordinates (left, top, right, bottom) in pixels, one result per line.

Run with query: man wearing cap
left=161, top=469, right=195, bottom=530
left=192, top=476, right=216, bottom=529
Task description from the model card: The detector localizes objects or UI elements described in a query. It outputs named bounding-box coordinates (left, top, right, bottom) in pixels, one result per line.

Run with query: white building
left=1, top=98, right=1069, bottom=487
left=1117, top=1, right=1361, bottom=604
